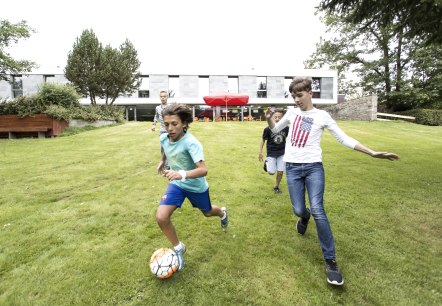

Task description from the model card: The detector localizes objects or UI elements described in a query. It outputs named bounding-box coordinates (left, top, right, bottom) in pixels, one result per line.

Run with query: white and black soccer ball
left=149, top=248, right=179, bottom=279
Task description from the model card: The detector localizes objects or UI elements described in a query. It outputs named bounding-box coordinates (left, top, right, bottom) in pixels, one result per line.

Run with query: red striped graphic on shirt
left=291, top=115, right=313, bottom=147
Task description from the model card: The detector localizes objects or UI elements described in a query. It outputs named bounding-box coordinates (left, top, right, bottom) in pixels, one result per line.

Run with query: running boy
left=265, top=76, right=399, bottom=286
left=156, top=103, right=228, bottom=271
left=259, top=109, right=289, bottom=193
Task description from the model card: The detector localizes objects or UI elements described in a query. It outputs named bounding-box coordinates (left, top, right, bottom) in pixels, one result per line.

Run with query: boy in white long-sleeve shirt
left=266, top=76, right=400, bottom=286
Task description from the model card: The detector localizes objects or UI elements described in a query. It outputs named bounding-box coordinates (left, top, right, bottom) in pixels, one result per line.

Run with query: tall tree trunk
left=89, top=91, right=96, bottom=105
left=395, top=29, right=403, bottom=92
left=382, top=41, right=391, bottom=94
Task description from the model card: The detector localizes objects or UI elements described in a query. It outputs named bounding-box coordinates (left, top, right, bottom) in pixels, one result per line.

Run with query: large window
left=284, top=77, right=321, bottom=98
left=257, top=76, right=267, bottom=98
left=228, top=76, right=238, bottom=93
left=168, top=75, right=179, bottom=98
left=312, top=77, right=321, bottom=98
left=199, top=76, right=209, bottom=97
left=284, top=77, right=293, bottom=98
left=44, top=75, right=56, bottom=83
left=138, top=76, right=150, bottom=98
left=12, top=75, right=23, bottom=98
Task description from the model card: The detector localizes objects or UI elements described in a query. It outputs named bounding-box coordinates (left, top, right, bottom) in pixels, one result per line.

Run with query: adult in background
left=259, top=108, right=289, bottom=193
left=265, top=76, right=400, bottom=286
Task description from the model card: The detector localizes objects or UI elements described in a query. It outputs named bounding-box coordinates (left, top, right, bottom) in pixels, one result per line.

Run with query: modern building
left=0, top=68, right=338, bottom=121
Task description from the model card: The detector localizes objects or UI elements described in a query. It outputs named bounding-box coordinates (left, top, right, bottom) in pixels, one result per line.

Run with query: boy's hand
left=265, top=107, right=274, bottom=119
left=164, top=169, right=182, bottom=181
left=372, top=152, right=400, bottom=161
left=157, top=161, right=169, bottom=175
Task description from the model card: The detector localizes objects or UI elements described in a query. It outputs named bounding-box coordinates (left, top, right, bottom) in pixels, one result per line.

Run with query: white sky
left=2, top=0, right=326, bottom=75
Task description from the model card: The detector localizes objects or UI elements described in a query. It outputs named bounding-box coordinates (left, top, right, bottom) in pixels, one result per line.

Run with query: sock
left=174, top=242, right=184, bottom=251
left=220, top=212, right=227, bottom=220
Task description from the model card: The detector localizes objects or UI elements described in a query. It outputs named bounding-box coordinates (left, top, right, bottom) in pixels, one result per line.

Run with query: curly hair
left=162, top=103, right=193, bottom=129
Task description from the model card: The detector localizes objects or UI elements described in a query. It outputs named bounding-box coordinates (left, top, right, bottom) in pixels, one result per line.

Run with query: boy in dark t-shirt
left=259, top=109, right=289, bottom=193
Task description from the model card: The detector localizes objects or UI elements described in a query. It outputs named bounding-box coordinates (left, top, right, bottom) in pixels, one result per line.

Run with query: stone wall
left=69, top=119, right=116, bottom=128
left=318, top=95, right=377, bottom=121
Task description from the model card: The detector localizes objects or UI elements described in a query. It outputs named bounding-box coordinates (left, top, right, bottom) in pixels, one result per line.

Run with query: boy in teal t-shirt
left=156, top=103, right=228, bottom=272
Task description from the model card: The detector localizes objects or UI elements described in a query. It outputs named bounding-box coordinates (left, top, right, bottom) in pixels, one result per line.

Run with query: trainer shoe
left=174, top=244, right=186, bottom=271
left=273, top=186, right=282, bottom=194
left=221, top=207, right=228, bottom=229
left=296, top=208, right=310, bottom=235
left=325, top=259, right=344, bottom=285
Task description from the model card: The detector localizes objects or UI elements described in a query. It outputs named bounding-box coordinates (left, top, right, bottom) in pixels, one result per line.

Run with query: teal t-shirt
left=160, top=132, right=209, bottom=193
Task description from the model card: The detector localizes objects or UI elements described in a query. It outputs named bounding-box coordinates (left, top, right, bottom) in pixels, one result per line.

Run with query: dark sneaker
left=221, top=207, right=228, bottom=229
left=273, top=186, right=282, bottom=194
left=263, top=162, right=267, bottom=172
left=325, top=259, right=344, bottom=285
left=174, top=243, right=186, bottom=271
left=296, top=208, right=310, bottom=235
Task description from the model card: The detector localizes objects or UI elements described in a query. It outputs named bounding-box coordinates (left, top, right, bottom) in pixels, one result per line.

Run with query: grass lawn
left=0, top=120, right=441, bottom=305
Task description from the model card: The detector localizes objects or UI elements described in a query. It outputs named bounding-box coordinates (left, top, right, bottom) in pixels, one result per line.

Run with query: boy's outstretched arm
left=354, top=143, right=400, bottom=161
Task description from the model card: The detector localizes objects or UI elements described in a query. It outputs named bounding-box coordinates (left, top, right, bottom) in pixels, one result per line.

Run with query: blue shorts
left=160, top=183, right=212, bottom=212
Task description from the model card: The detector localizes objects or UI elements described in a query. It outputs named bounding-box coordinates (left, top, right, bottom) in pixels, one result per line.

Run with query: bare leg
left=275, top=171, right=283, bottom=188
left=156, top=205, right=179, bottom=246
left=202, top=205, right=224, bottom=218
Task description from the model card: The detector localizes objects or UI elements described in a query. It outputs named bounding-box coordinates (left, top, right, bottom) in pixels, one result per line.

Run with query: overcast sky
left=3, top=0, right=326, bottom=74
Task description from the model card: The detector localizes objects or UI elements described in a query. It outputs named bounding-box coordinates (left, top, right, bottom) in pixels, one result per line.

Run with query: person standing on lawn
left=265, top=76, right=400, bottom=286
left=151, top=90, right=169, bottom=135
left=259, top=108, right=289, bottom=193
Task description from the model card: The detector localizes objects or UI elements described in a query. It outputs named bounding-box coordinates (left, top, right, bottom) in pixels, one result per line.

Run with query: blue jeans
left=285, top=162, right=336, bottom=260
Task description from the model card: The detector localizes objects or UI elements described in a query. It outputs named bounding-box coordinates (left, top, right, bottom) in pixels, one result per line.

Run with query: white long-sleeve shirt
left=271, top=107, right=359, bottom=163
left=153, top=104, right=167, bottom=133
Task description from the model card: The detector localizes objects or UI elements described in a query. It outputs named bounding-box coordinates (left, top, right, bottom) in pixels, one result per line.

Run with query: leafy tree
left=100, top=40, right=141, bottom=105
left=387, top=43, right=442, bottom=110
left=65, top=30, right=141, bottom=105
left=306, top=9, right=441, bottom=111
left=319, top=0, right=442, bottom=45
left=0, top=19, right=37, bottom=81
left=64, top=29, right=103, bottom=105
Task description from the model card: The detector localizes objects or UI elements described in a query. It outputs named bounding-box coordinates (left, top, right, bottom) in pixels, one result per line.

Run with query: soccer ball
left=149, top=248, right=179, bottom=279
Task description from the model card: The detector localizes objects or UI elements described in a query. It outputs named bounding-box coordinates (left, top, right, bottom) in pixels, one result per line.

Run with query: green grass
left=0, top=121, right=441, bottom=305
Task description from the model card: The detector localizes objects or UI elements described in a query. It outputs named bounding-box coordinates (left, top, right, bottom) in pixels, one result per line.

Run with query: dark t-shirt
left=262, top=126, right=289, bottom=158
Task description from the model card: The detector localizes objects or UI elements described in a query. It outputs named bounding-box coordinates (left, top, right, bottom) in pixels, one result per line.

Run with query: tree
left=64, top=30, right=141, bottom=105
left=319, top=0, right=442, bottom=45
left=387, top=43, right=442, bottom=110
left=100, top=40, right=141, bottom=105
left=0, top=19, right=37, bottom=81
left=305, top=9, right=441, bottom=111
left=64, top=29, right=103, bottom=105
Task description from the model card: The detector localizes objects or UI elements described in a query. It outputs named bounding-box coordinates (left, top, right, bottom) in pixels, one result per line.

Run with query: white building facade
left=0, top=68, right=338, bottom=121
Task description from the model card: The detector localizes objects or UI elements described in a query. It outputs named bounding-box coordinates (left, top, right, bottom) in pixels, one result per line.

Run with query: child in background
left=259, top=109, right=289, bottom=193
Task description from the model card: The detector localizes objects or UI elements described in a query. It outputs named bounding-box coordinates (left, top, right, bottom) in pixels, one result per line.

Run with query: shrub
left=0, top=83, right=124, bottom=122
left=36, top=83, right=81, bottom=108
left=399, top=109, right=442, bottom=126
left=0, top=95, right=46, bottom=117
left=68, top=105, right=125, bottom=122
